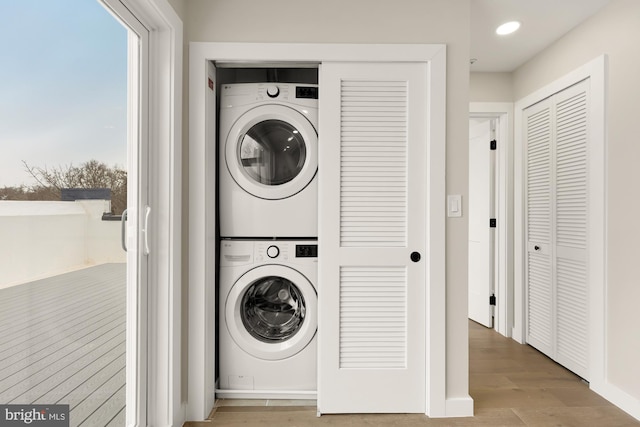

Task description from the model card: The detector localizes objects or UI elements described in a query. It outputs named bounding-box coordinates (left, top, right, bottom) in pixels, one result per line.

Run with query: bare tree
left=17, top=160, right=128, bottom=215
left=0, top=185, right=56, bottom=201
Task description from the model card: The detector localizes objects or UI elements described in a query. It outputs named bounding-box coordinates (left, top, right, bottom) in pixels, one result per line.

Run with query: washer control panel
left=266, top=245, right=280, bottom=258
left=266, top=85, right=280, bottom=98
left=253, top=240, right=318, bottom=262
left=255, top=241, right=287, bottom=262
left=295, top=244, right=318, bottom=258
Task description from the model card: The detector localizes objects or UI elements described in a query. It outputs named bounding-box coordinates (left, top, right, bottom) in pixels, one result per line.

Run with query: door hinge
left=490, top=139, right=497, bottom=150
left=489, top=218, right=497, bottom=228
left=490, top=294, right=496, bottom=306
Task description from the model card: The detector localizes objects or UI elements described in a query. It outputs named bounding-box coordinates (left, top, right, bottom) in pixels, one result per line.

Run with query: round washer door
left=225, top=265, right=317, bottom=361
left=225, top=104, right=318, bottom=200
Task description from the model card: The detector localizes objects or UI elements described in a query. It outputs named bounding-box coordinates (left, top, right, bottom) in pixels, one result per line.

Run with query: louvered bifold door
left=318, top=62, right=427, bottom=414
left=524, top=79, right=590, bottom=381
left=553, top=80, right=589, bottom=379
left=525, top=97, right=554, bottom=358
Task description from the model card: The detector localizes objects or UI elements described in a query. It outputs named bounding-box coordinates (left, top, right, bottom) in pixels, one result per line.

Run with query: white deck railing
left=0, top=200, right=125, bottom=289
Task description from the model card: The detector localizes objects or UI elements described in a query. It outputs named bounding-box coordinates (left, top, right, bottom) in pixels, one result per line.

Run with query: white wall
left=182, top=0, right=471, bottom=405
left=512, top=0, right=640, bottom=413
left=166, top=0, right=185, bottom=20
left=0, top=200, right=125, bottom=288
left=470, top=72, right=513, bottom=103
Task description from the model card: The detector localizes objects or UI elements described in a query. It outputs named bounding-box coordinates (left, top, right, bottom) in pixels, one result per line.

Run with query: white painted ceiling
left=470, top=0, right=612, bottom=72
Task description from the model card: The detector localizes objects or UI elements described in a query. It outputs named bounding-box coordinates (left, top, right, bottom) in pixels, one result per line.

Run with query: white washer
left=218, top=83, right=318, bottom=238
left=217, top=239, right=318, bottom=399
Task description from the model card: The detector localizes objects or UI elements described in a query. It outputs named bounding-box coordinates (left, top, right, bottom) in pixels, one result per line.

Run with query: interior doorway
left=468, top=117, right=496, bottom=329
left=468, top=103, right=514, bottom=338
left=189, top=43, right=452, bottom=419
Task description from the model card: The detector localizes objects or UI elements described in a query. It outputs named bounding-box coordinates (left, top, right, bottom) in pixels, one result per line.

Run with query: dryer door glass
left=241, top=276, right=306, bottom=343
left=239, top=120, right=307, bottom=186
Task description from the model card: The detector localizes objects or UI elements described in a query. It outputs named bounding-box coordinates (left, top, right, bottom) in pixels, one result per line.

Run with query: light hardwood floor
left=185, top=321, right=640, bottom=426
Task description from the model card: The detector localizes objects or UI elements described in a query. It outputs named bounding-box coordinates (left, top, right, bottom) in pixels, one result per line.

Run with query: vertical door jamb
left=99, top=0, right=184, bottom=424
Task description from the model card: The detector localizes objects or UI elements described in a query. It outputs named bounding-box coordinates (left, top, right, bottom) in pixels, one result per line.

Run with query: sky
left=0, top=0, right=127, bottom=187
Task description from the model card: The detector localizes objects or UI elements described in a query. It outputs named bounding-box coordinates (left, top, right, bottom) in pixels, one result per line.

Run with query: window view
left=0, top=1, right=128, bottom=425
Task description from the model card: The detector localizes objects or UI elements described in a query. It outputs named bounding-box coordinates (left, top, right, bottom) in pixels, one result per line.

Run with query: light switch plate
left=447, top=195, right=462, bottom=217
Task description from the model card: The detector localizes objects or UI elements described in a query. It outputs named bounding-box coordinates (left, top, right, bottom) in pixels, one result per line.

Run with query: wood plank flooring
left=0, top=264, right=126, bottom=427
left=185, top=320, right=640, bottom=426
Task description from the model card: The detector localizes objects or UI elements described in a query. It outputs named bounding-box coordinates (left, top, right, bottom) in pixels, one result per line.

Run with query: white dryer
left=218, top=83, right=318, bottom=238
left=217, top=239, right=318, bottom=399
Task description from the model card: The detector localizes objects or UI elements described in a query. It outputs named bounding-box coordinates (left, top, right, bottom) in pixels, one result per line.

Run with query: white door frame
left=99, top=0, right=183, bottom=425
left=468, top=118, right=495, bottom=329
left=187, top=42, right=463, bottom=420
left=469, top=103, right=513, bottom=338
left=514, top=56, right=606, bottom=388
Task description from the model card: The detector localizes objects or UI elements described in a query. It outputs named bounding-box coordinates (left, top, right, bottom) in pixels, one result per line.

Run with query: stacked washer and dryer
left=217, top=82, right=319, bottom=399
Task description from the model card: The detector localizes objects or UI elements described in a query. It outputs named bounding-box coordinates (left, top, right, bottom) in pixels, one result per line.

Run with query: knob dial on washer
left=266, top=245, right=280, bottom=258
left=266, top=85, right=280, bottom=98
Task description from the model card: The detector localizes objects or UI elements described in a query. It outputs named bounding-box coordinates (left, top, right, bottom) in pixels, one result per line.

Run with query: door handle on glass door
left=143, top=206, right=151, bottom=255
left=121, top=209, right=128, bottom=252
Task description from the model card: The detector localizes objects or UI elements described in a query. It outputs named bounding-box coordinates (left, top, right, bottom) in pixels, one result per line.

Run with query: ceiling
left=470, top=0, right=612, bottom=72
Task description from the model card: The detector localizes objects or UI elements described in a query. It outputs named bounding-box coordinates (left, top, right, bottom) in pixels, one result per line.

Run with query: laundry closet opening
left=213, top=63, right=321, bottom=401
left=189, top=43, right=450, bottom=419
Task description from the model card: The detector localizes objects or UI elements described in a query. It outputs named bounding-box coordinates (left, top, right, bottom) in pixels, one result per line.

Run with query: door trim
left=514, top=55, right=606, bottom=388
left=469, top=103, right=514, bottom=337
left=188, top=42, right=457, bottom=419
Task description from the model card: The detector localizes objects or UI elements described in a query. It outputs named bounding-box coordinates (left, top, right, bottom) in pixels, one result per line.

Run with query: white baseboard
left=215, top=388, right=317, bottom=400
left=444, top=396, right=474, bottom=418
left=592, top=382, right=640, bottom=421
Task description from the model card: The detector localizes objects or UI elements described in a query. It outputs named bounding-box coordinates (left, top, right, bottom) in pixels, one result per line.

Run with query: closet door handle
left=534, top=245, right=541, bottom=251
left=410, top=251, right=421, bottom=262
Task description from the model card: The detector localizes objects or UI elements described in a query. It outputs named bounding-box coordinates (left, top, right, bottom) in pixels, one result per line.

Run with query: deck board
left=72, top=368, right=125, bottom=426
left=0, top=305, right=125, bottom=369
left=105, top=407, right=126, bottom=427
left=33, top=343, right=125, bottom=404
left=0, top=264, right=126, bottom=426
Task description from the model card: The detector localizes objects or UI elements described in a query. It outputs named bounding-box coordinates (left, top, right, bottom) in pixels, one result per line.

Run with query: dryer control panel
left=296, top=86, right=318, bottom=99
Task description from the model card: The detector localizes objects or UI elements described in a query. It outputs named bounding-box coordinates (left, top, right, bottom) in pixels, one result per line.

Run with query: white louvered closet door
left=525, top=97, right=554, bottom=358
left=553, top=81, right=589, bottom=379
left=525, top=79, right=590, bottom=380
left=318, top=62, right=427, bottom=414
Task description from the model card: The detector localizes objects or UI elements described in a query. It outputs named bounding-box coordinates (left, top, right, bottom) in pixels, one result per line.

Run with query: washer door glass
left=241, top=275, right=306, bottom=342
left=240, top=120, right=307, bottom=186
left=226, top=264, right=317, bottom=361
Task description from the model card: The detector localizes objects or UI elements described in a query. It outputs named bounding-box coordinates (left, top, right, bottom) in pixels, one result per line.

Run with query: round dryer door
left=225, top=104, right=318, bottom=200
left=225, top=265, right=317, bottom=361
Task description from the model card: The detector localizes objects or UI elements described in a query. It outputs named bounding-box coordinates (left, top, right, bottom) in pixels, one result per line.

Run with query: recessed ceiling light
left=496, top=21, right=521, bottom=36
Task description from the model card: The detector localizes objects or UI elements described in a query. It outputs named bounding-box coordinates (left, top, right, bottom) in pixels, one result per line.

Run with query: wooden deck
left=0, top=263, right=126, bottom=427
